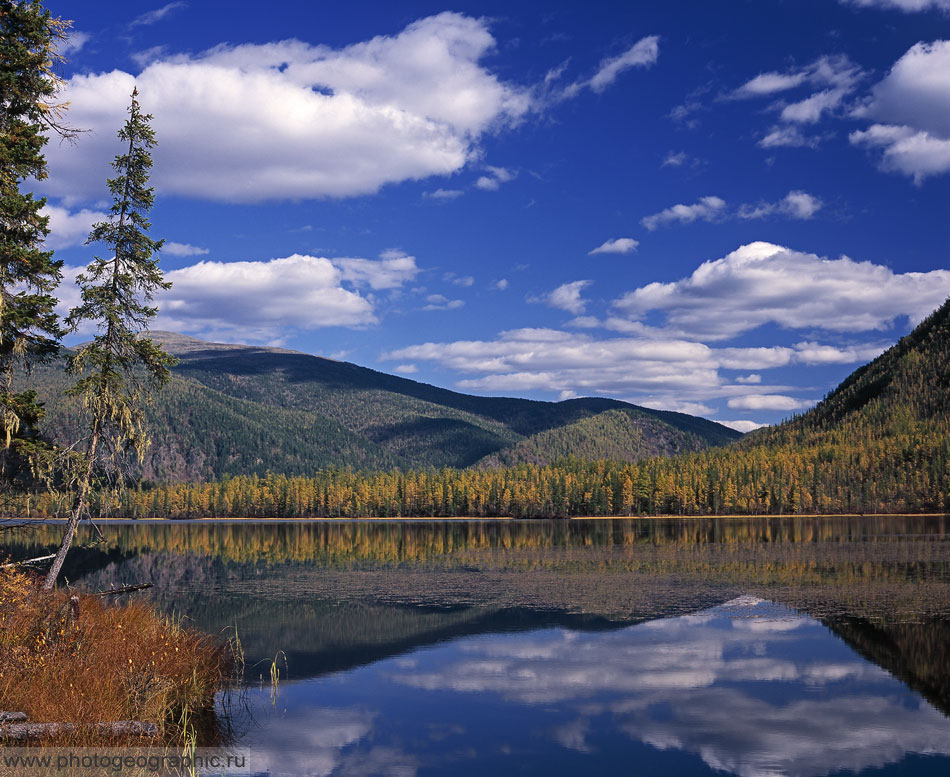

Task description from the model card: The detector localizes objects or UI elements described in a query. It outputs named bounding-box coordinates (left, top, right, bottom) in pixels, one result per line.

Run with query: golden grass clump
left=0, top=566, right=233, bottom=746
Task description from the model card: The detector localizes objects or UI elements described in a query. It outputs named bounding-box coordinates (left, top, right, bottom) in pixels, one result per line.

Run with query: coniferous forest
left=10, top=295, right=950, bottom=518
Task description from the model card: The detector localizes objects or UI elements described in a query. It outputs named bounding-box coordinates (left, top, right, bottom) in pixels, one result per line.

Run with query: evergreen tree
left=43, top=88, right=175, bottom=589
left=0, top=0, right=68, bottom=482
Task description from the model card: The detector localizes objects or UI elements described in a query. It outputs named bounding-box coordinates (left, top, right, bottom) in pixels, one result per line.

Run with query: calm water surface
left=6, top=516, right=950, bottom=776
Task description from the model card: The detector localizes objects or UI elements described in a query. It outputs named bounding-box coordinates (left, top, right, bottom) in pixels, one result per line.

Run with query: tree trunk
left=41, top=425, right=99, bottom=591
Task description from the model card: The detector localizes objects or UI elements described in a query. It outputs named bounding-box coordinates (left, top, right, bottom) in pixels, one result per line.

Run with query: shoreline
left=4, top=512, right=948, bottom=525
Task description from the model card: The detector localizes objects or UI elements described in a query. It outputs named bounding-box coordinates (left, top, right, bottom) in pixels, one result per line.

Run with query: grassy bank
left=0, top=566, right=234, bottom=746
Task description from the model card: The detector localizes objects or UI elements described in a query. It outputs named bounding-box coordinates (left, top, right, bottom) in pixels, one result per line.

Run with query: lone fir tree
left=0, top=0, right=69, bottom=480
left=43, top=88, right=175, bottom=589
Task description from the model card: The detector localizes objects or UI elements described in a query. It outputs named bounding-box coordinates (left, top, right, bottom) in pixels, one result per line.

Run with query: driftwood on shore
left=1, top=554, right=55, bottom=569
left=0, top=713, right=157, bottom=742
left=89, top=582, right=154, bottom=597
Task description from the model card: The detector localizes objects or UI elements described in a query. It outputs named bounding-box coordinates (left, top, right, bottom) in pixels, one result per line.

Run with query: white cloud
left=588, top=36, right=661, bottom=92
left=735, top=374, right=762, bottom=384
left=850, top=41, right=950, bottom=181
left=59, top=251, right=419, bottom=343
left=423, top=294, right=464, bottom=311
left=42, top=13, right=531, bottom=204
left=493, top=279, right=509, bottom=291
left=425, top=188, right=464, bottom=200
left=334, top=250, right=420, bottom=290
left=393, top=364, right=418, bottom=374
left=475, top=166, right=516, bottom=191
left=661, top=151, right=687, bottom=167
left=58, top=31, right=90, bottom=56
left=589, top=238, right=639, bottom=255
left=727, top=394, right=814, bottom=411
left=640, top=398, right=716, bottom=416
left=41, top=204, right=106, bottom=249
left=163, top=241, right=209, bottom=257
left=793, top=340, right=889, bottom=364
left=720, top=419, right=768, bottom=432
left=843, top=0, right=950, bottom=11
left=759, top=125, right=822, bottom=148
left=734, top=55, right=862, bottom=100
left=735, top=56, right=863, bottom=154
left=383, top=327, right=799, bottom=405
left=734, top=72, right=808, bottom=98
left=641, top=196, right=726, bottom=230
left=154, top=254, right=382, bottom=339
left=643, top=192, right=818, bottom=229
left=780, top=88, right=851, bottom=123
left=613, top=241, right=950, bottom=340
left=444, top=273, right=475, bottom=287
left=130, top=2, right=187, bottom=27
left=851, top=125, right=950, bottom=181
left=389, top=598, right=950, bottom=777
left=543, top=281, right=591, bottom=314
left=738, top=190, right=823, bottom=220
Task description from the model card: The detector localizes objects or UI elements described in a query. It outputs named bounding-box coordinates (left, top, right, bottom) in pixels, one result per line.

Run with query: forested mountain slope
left=28, top=332, right=740, bottom=481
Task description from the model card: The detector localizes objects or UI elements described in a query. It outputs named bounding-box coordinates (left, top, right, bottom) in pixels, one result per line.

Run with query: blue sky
left=40, top=0, right=950, bottom=430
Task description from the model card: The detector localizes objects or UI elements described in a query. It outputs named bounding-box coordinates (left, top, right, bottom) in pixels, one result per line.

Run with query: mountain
left=30, top=331, right=741, bottom=482
left=748, top=296, right=950, bottom=449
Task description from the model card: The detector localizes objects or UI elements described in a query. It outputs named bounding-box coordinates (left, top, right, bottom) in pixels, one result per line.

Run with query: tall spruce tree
left=0, top=0, right=68, bottom=482
left=43, top=88, right=174, bottom=589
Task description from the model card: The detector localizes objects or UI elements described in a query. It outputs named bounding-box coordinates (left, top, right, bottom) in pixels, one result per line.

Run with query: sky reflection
left=237, top=596, right=950, bottom=777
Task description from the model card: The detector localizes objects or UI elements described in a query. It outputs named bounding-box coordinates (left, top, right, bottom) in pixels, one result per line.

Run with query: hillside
left=477, top=408, right=709, bottom=467
left=28, top=332, right=740, bottom=482
left=752, top=297, right=950, bottom=448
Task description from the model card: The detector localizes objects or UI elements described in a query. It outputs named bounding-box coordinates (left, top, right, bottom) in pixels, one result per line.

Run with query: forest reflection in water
left=4, top=516, right=950, bottom=776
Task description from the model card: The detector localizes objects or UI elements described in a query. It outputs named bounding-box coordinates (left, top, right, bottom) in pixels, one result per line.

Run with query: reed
left=0, top=566, right=234, bottom=746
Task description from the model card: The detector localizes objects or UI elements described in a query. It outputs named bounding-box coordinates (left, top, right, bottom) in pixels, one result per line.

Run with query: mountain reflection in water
left=4, top=516, right=950, bottom=776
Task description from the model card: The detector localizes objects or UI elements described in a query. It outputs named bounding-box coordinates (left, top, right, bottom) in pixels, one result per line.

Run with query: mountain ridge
left=29, top=330, right=741, bottom=481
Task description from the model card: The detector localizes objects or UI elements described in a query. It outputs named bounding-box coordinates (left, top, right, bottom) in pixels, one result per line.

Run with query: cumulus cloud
left=422, top=294, right=464, bottom=311
left=641, top=196, right=726, bottom=230
left=720, top=419, right=768, bottom=432
left=389, top=597, right=950, bottom=777
left=644, top=192, right=820, bottom=229
left=41, top=204, right=106, bottom=249
left=542, top=281, right=592, bottom=314
left=61, top=251, right=419, bottom=343
left=383, top=326, right=823, bottom=406
left=475, top=166, right=516, bottom=191
left=58, top=31, right=90, bottom=56
left=42, top=13, right=531, bottom=204
left=850, top=41, right=950, bottom=181
left=727, top=394, right=815, bottom=411
left=424, top=188, right=464, bottom=200
left=759, top=125, right=822, bottom=148
left=589, top=238, right=639, bottom=255
left=843, top=0, right=950, bottom=10
left=738, top=190, right=822, bottom=220
left=163, top=241, right=209, bottom=257
left=612, top=241, right=950, bottom=340
left=335, top=250, right=420, bottom=290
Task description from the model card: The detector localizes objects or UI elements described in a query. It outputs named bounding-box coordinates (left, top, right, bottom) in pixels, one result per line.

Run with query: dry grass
left=0, top=566, right=234, bottom=746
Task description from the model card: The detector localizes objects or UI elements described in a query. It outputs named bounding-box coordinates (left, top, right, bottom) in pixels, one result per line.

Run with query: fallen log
left=1, top=554, right=55, bottom=569
left=0, top=712, right=28, bottom=723
left=89, top=582, right=153, bottom=597
left=0, top=719, right=158, bottom=742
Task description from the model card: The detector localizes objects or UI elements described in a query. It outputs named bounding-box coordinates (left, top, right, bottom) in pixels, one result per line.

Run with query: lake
left=5, top=516, right=950, bottom=776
